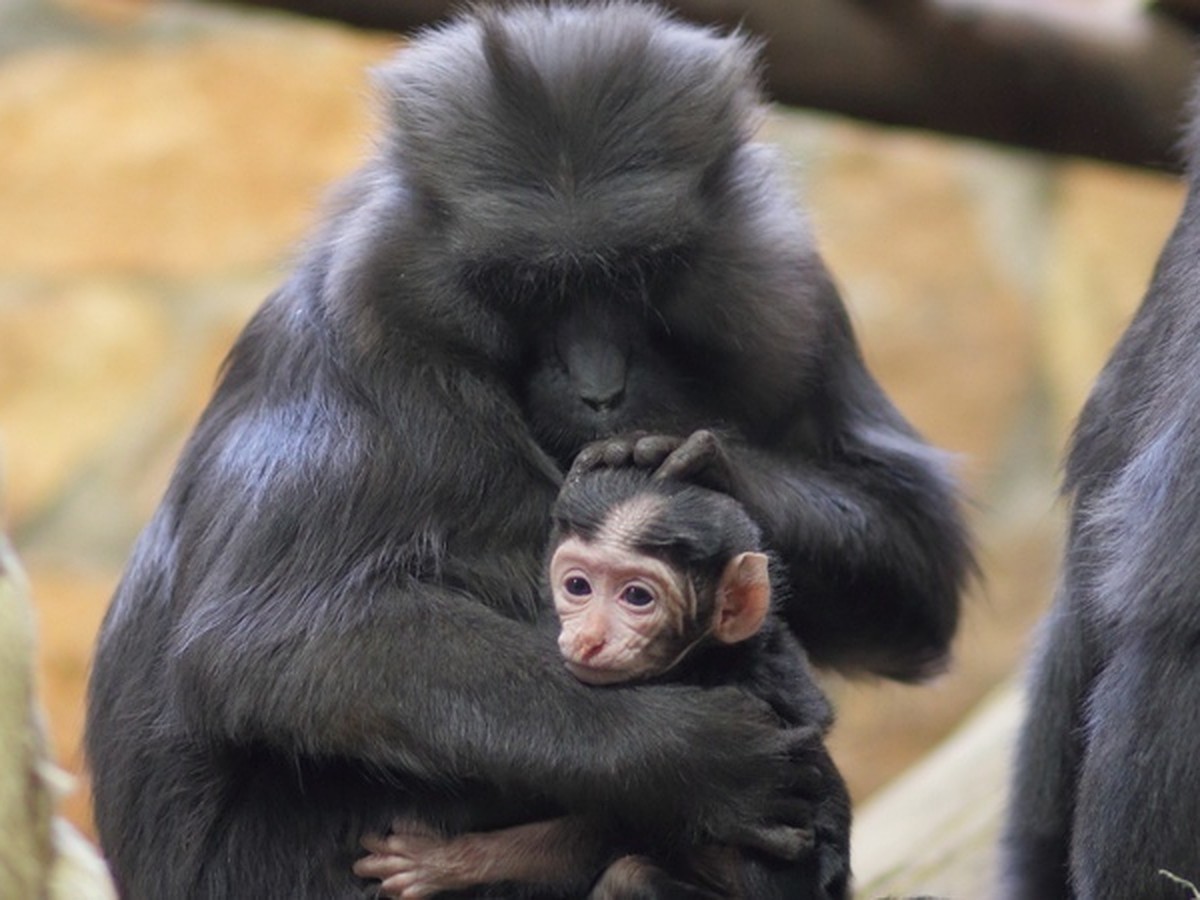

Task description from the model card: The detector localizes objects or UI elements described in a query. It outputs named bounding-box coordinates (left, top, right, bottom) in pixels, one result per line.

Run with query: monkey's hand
left=717, top=724, right=830, bottom=862
left=568, top=429, right=740, bottom=497
left=568, top=432, right=684, bottom=477
left=354, top=822, right=481, bottom=899
left=733, top=724, right=852, bottom=898
left=645, top=689, right=829, bottom=860
left=652, top=429, right=739, bottom=496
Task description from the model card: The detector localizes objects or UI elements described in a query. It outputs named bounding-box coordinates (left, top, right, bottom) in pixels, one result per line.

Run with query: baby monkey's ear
left=712, top=552, right=771, bottom=644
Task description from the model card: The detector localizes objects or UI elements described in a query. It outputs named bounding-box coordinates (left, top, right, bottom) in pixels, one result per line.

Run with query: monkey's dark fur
left=86, top=4, right=970, bottom=897
left=552, top=469, right=851, bottom=899
left=1002, top=98, right=1200, bottom=899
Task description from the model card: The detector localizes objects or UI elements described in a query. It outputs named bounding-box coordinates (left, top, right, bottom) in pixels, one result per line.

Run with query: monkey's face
left=519, top=294, right=716, bottom=466
left=549, top=535, right=695, bottom=685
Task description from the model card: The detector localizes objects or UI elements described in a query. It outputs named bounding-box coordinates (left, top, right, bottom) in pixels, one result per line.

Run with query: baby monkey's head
left=549, top=468, right=771, bottom=685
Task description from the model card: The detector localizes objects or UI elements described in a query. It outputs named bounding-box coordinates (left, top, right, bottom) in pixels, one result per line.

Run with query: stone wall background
left=0, top=0, right=1185, bottom=841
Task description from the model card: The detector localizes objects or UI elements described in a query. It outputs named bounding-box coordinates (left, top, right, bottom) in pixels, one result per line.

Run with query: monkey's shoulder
left=674, top=617, right=832, bottom=730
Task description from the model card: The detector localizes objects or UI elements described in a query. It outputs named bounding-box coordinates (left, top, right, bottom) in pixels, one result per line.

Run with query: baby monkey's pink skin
left=551, top=535, right=770, bottom=685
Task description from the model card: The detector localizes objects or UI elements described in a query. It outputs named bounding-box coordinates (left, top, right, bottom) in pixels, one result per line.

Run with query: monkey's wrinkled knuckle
left=724, top=820, right=814, bottom=862
left=575, top=445, right=603, bottom=467
left=631, top=433, right=681, bottom=467
left=600, top=442, right=632, bottom=466
left=762, top=824, right=814, bottom=861
left=781, top=723, right=824, bottom=751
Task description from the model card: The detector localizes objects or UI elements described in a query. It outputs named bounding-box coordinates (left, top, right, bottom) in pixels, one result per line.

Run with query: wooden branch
left=850, top=682, right=1022, bottom=899
left=201, top=0, right=447, bottom=31
left=1156, top=0, right=1200, bottom=26
left=0, top=535, right=116, bottom=899
left=707, top=0, right=1197, bottom=171
left=202, top=0, right=1198, bottom=170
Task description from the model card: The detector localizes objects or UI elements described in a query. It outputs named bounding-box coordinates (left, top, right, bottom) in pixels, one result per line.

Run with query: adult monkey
left=87, top=4, right=971, bottom=897
left=1001, top=93, right=1200, bottom=899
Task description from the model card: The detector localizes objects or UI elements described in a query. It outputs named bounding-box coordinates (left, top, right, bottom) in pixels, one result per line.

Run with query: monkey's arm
left=734, top=353, right=971, bottom=682
left=354, top=817, right=604, bottom=898
left=139, top=331, right=806, bottom=852
left=168, top=560, right=793, bottom=841
left=667, top=413, right=969, bottom=681
left=726, top=429, right=970, bottom=680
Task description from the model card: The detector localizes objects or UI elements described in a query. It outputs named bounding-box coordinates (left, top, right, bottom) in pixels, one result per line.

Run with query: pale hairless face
left=550, top=534, right=695, bottom=685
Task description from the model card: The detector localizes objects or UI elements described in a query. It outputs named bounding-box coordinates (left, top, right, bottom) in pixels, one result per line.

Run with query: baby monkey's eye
left=564, top=576, right=592, bottom=597
left=621, top=585, right=655, bottom=608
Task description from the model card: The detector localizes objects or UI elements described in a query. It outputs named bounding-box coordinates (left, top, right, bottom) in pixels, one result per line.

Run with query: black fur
left=1002, top=90, right=1200, bottom=899
left=87, top=4, right=969, bottom=897
left=550, top=468, right=851, bottom=899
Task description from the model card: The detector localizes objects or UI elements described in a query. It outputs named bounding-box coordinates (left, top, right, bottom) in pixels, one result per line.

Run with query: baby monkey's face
left=549, top=530, right=770, bottom=686
left=549, top=535, right=693, bottom=686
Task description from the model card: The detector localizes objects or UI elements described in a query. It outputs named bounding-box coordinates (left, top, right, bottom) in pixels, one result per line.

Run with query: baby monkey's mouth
left=563, top=658, right=638, bottom=686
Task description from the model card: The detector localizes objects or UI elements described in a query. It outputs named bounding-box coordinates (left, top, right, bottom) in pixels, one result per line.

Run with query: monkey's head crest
left=373, top=3, right=765, bottom=265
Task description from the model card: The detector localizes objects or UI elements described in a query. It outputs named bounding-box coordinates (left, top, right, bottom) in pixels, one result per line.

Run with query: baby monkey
left=356, top=469, right=851, bottom=899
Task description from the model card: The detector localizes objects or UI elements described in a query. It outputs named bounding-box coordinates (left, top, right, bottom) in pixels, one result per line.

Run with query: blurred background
left=0, top=0, right=1189, bottom=866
